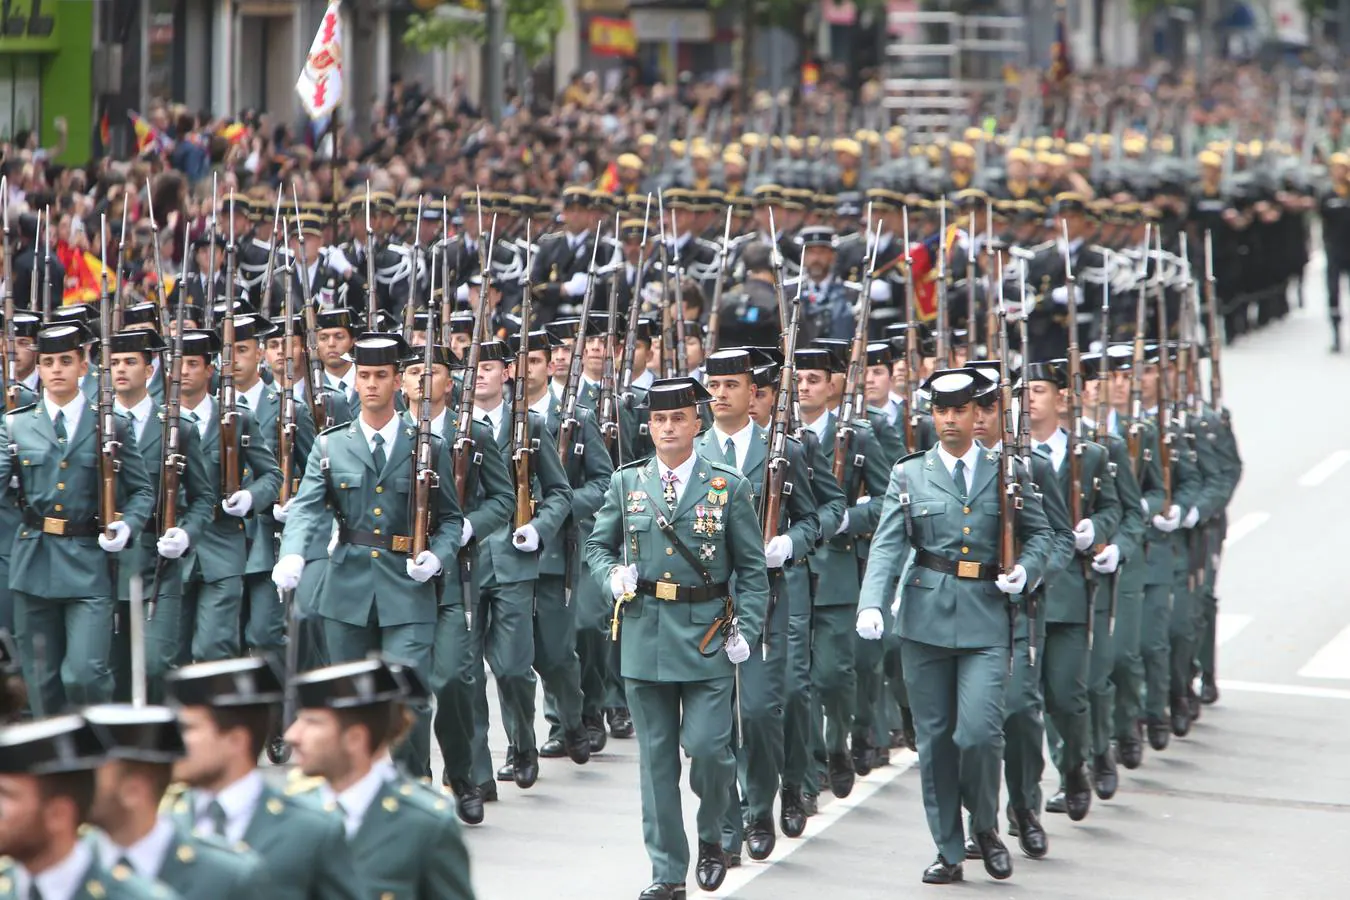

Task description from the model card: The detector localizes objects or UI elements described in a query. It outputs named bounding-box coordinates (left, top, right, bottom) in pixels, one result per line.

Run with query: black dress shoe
left=608, top=706, right=635, bottom=739
left=827, top=752, right=855, bottom=798
left=901, top=707, right=918, bottom=752
left=1146, top=716, right=1171, bottom=751
left=964, top=834, right=981, bottom=860
left=872, top=746, right=891, bottom=768
left=496, top=746, right=517, bottom=782
left=745, top=816, right=776, bottom=860
left=1064, top=765, right=1092, bottom=822
left=637, top=883, right=686, bottom=900
left=538, top=737, right=567, bottom=758
left=477, top=780, right=498, bottom=802
left=921, top=855, right=964, bottom=884
left=695, top=840, right=728, bottom=892
left=1044, top=791, right=1067, bottom=814
left=1092, top=752, right=1119, bottom=800
left=1170, top=697, right=1192, bottom=737
left=1010, top=808, right=1047, bottom=859
left=851, top=740, right=873, bottom=777
left=801, top=792, right=819, bottom=817
left=513, top=748, right=540, bottom=789
left=564, top=727, right=592, bottom=765
left=1187, top=686, right=1202, bottom=722
left=779, top=787, right=807, bottom=838
left=449, top=779, right=485, bottom=825
left=1201, top=677, right=1219, bottom=705
left=725, top=852, right=741, bottom=868
left=974, top=830, right=1012, bottom=880
left=1117, top=721, right=1144, bottom=769
left=584, top=714, right=608, bottom=753
left=889, top=728, right=905, bottom=749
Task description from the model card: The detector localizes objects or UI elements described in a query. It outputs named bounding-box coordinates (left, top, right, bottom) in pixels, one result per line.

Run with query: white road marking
left=1215, top=613, right=1254, bottom=647
left=1298, top=449, right=1350, bottom=487
left=1297, top=624, right=1350, bottom=680
left=1220, top=680, right=1350, bottom=701
left=711, top=751, right=917, bottom=897
left=1223, top=512, right=1269, bottom=547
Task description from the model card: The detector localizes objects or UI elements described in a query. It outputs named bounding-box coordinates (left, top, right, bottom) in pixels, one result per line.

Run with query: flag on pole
left=1049, top=0, right=1072, bottom=85
left=127, top=111, right=168, bottom=156
left=297, top=1, right=345, bottom=120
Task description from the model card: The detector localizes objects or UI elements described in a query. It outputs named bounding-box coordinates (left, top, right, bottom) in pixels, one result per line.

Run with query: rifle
left=1012, top=243, right=1037, bottom=666
left=705, top=207, right=733, bottom=355
left=97, top=217, right=122, bottom=613
left=834, top=222, right=881, bottom=484
left=901, top=208, right=919, bottom=451
left=40, top=208, right=52, bottom=323
left=28, top=209, right=43, bottom=322
left=995, top=260, right=1020, bottom=674
left=145, top=185, right=172, bottom=337
left=410, top=301, right=439, bottom=561
left=1091, top=245, right=1117, bottom=637
left=292, top=185, right=331, bottom=429
left=620, top=195, right=653, bottom=404
left=599, top=214, right=623, bottom=466
left=512, top=225, right=536, bottom=535
left=668, top=207, right=689, bottom=377
left=219, top=195, right=241, bottom=499
left=1203, top=230, right=1223, bottom=416
left=204, top=175, right=219, bottom=331
left=1154, top=228, right=1174, bottom=511
left=1127, top=224, right=1151, bottom=472
left=113, top=202, right=129, bottom=332
left=278, top=218, right=299, bottom=507
left=365, top=183, right=379, bottom=331
left=440, top=196, right=453, bottom=345
left=402, top=197, right=425, bottom=340
left=1061, top=222, right=1096, bottom=652
left=1, top=182, right=16, bottom=411
left=936, top=203, right=950, bottom=366
left=259, top=188, right=284, bottom=321
left=148, top=261, right=190, bottom=619
left=965, top=209, right=977, bottom=361
left=656, top=193, right=675, bottom=378
left=558, top=234, right=603, bottom=467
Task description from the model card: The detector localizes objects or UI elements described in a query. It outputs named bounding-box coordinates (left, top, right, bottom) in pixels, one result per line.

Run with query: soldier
left=532, top=187, right=600, bottom=324
left=700, top=348, right=820, bottom=865
left=856, top=369, right=1059, bottom=883
left=795, top=226, right=855, bottom=342
left=284, top=658, right=475, bottom=899
left=0, top=322, right=155, bottom=714
left=176, top=330, right=281, bottom=663
left=0, top=715, right=169, bottom=900
left=586, top=376, right=767, bottom=900
left=312, top=308, right=360, bottom=408
left=272, top=333, right=463, bottom=777
left=163, top=657, right=363, bottom=899
left=83, top=704, right=262, bottom=897
left=0, top=310, right=42, bottom=635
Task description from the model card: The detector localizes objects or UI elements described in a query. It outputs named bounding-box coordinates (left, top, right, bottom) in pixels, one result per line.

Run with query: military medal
left=707, top=476, right=728, bottom=506
left=627, top=490, right=647, bottom=514
left=700, top=542, right=716, bottom=562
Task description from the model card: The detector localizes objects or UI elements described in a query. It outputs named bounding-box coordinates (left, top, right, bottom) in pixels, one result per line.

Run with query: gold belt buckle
left=956, top=560, right=981, bottom=579
left=391, top=535, right=412, bottom=553
left=655, top=580, right=679, bottom=601
left=42, top=517, right=67, bottom=536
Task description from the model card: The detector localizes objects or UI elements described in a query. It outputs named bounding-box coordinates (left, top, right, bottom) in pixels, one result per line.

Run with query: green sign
left=0, top=0, right=60, bottom=52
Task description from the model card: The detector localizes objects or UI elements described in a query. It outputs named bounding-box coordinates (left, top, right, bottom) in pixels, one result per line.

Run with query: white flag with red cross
left=296, top=1, right=345, bottom=119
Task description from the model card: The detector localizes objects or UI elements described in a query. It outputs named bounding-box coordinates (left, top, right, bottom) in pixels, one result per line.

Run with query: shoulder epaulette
left=319, top=422, right=348, bottom=436
left=284, top=774, right=326, bottom=796
left=898, top=448, right=927, bottom=464
left=706, top=460, right=741, bottom=478
left=8, top=403, right=36, bottom=416
left=617, top=458, right=647, bottom=471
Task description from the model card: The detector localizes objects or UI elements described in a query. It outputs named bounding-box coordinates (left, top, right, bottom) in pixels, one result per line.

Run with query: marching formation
left=0, top=110, right=1263, bottom=900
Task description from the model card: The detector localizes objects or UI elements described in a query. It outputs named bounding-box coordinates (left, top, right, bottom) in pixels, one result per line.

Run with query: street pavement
left=314, top=259, right=1350, bottom=898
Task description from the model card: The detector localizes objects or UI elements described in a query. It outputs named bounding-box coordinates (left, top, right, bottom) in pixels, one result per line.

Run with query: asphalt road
left=431, top=259, right=1350, bottom=900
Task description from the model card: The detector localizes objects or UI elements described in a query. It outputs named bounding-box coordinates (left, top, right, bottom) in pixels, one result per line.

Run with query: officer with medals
left=587, top=376, right=767, bottom=900
left=164, top=657, right=363, bottom=899
left=0, top=715, right=170, bottom=900
left=283, top=657, right=475, bottom=899
left=83, top=704, right=262, bottom=898
left=856, top=369, right=1058, bottom=884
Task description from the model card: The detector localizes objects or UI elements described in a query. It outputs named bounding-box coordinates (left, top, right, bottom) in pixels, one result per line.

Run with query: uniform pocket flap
left=910, top=500, right=947, bottom=518
left=331, top=471, right=363, bottom=489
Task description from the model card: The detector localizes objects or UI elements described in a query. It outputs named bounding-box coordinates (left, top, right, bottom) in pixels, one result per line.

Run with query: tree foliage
left=402, top=0, right=565, bottom=66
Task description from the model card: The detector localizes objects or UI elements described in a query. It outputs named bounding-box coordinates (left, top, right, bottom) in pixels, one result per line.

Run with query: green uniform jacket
left=1189, top=406, right=1242, bottom=523
left=864, top=408, right=907, bottom=464
left=1140, top=417, right=1203, bottom=585
left=0, top=385, right=38, bottom=563
left=0, top=856, right=174, bottom=899
left=1042, top=436, right=1122, bottom=624
left=154, top=825, right=262, bottom=900
left=181, top=408, right=282, bottom=585
left=541, top=399, right=613, bottom=580
left=243, top=384, right=319, bottom=573
left=859, top=446, right=1059, bottom=649
left=578, top=379, right=653, bottom=465
left=1017, top=446, right=1077, bottom=639
left=479, top=408, right=573, bottom=586
left=279, top=420, right=463, bottom=628
left=1094, top=430, right=1147, bottom=594
left=0, top=401, right=155, bottom=599
left=586, top=455, right=770, bottom=682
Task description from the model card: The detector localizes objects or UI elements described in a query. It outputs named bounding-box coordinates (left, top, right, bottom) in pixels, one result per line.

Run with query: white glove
left=1182, top=506, right=1200, bottom=529
left=1152, top=504, right=1182, bottom=533
left=562, top=271, right=590, bottom=297
left=1073, top=518, right=1095, bottom=551
left=609, top=564, right=638, bottom=600
left=512, top=523, right=540, bottom=552
left=1050, top=284, right=1083, bottom=306
left=156, top=526, right=190, bottom=559
left=327, top=523, right=339, bottom=556
left=406, top=550, right=442, bottom=583
left=724, top=631, right=751, bottom=665
left=765, top=535, right=793, bottom=569
left=1091, top=543, right=1121, bottom=574
left=856, top=607, right=885, bottom=640
left=996, top=564, right=1027, bottom=595
left=98, top=520, right=131, bottom=553
left=835, top=510, right=850, bottom=536
left=272, top=554, right=305, bottom=591
left=867, top=279, right=892, bottom=302
left=272, top=499, right=293, bottom=523
left=222, top=490, right=253, bottom=517
left=460, top=519, right=475, bottom=547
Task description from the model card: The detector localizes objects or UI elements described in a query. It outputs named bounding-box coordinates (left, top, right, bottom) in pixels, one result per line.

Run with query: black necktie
left=372, top=433, right=387, bottom=472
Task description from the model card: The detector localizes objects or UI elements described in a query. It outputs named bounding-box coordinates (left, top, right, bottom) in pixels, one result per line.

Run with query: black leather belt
left=338, top=525, right=413, bottom=554
left=21, top=510, right=102, bottom=537
left=914, top=549, right=999, bottom=581
left=636, top=579, right=730, bottom=603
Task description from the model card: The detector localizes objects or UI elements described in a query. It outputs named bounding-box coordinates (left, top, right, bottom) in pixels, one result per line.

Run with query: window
left=0, top=55, right=41, bottom=143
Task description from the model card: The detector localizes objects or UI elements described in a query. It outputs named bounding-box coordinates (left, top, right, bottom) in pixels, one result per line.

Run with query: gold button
left=963, top=506, right=971, bottom=514
left=371, top=550, right=381, bottom=559
left=666, top=547, right=674, bottom=556
left=961, top=546, right=969, bottom=554
left=375, top=486, right=383, bottom=493
left=59, top=461, right=68, bottom=469
left=56, top=483, right=64, bottom=490
left=373, top=507, right=382, bottom=516
left=962, top=526, right=970, bottom=534
left=54, top=503, right=63, bottom=512
left=339, top=482, right=348, bottom=488
left=920, top=508, right=927, bottom=515
left=373, top=528, right=381, bottom=535
left=663, top=572, right=672, bottom=578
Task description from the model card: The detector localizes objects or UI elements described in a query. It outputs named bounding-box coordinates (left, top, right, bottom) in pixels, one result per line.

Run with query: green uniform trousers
left=533, top=574, right=586, bottom=741
left=109, top=594, right=180, bottom=705
left=179, top=574, right=244, bottom=663
left=1001, top=635, right=1043, bottom=814
left=1196, top=552, right=1220, bottom=679
left=324, top=610, right=434, bottom=778
left=574, top=574, right=614, bottom=726
left=1110, top=586, right=1146, bottom=740
left=781, top=609, right=815, bottom=794
left=853, top=623, right=888, bottom=753
left=13, top=591, right=115, bottom=715
left=0, top=556, right=13, bottom=634
left=1088, top=594, right=1116, bottom=759
left=469, top=580, right=536, bottom=785
left=243, top=571, right=286, bottom=660
left=1141, top=583, right=1173, bottom=720
left=627, top=676, right=735, bottom=884
left=432, top=595, right=477, bottom=785
left=810, top=605, right=857, bottom=757
left=1041, top=622, right=1090, bottom=788
left=902, top=639, right=1008, bottom=865
left=1169, top=569, right=1199, bottom=706
left=293, top=559, right=330, bottom=672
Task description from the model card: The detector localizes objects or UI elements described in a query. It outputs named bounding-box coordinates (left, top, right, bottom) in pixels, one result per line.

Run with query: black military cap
left=292, top=658, right=405, bottom=711
left=509, top=329, right=556, bottom=357
left=835, top=192, right=864, bottom=218
left=1104, top=343, right=1135, bottom=370
left=619, top=219, right=646, bottom=241
left=180, top=329, right=222, bottom=359
left=83, top=704, right=186, bottom=764
left=953, top=188, right=989, bottom=209
left=227, top=314, right=275, bottom=343
left=315, top=307, right=360, bottom=333
left=752, top=184, right=785, bottom=205
left=449, top=312, right=476, bottom=336
left=813, top=339, right=850, bottom=373
left=635, top=318, right=656, bottom=343
left=170, top=302, right=206, bottom=328
left=7, top=311, right=42, bottom=338
left=406, top=310, right=434, bottom=336
left=109, top=329, right=167, bottom=356
left=420, top=198, right=446, bottom=222
left=865, top=342, right=892, bottom=368
left=794, top=348, right=833, bottom=372
left=223, top=191, right=254, bottom=218
left=122, top=302, right=161, bottom=328
left=478, top=340, right=511, bottom=364
left=704, top=348, right=753, bottom=377
left=165, top=657, right=285, bottom=708
left=1022, top=361, right=1066, bottom=387
left=192, top=231, right=227, bottom=250
left=353, top=333, right=411, bottom=367
left=547, top=318, right=580, bottom=341
left=562, top=186, right=593, bottom=209
left=796, top=225, right=837, bottom=249
left=923, top=369, right=980, bottom=408
left=213, top=298, right=255, bottom=320
left=269, top=313, right=306, bottom=336
left=52, top=303, right=97, bottom=331
left=0, top=715, right=107, bottom=774
left=36, top=323, right=93, bottom=355
left=403, top=343, right=462, bottom=370
left=644, top=376, right=713, bottom=410
left=681, top=320, right=705, bottom=340
left=751, top=365, right=779, bottom=389
left=663, top=188, right=696, bottom=211
left=1054, top=192, right=1088, bottom=215
left=370, top=309, right=400, bottom=333
left=293, top=213, right=324, bottom=238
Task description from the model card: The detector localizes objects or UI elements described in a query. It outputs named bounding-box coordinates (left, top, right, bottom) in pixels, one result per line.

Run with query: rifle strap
left=894, top=466, right=912, bottom=541
left=653, top=510, right=734, bottom=657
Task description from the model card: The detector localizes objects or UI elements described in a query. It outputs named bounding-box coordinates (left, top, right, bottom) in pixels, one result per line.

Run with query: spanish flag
left=128, top=110, right=166, bottom=155
left=57, top=244, right=109, bottom=305
left=597, top=161, right=621, bottom=195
